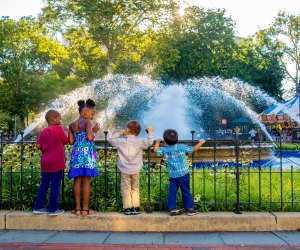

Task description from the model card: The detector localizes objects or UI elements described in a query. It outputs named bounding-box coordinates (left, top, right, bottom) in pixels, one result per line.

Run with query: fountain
left=14, top=74, right=280, bottom=142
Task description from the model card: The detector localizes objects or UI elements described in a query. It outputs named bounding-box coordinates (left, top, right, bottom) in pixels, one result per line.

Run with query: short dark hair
left=163, top=129, right=178, bottom=145
left=126, top=120, right=141, bottom=135
left=45, top=110, right=60, bottom=124
left=78, top=99, right=96, bottom=113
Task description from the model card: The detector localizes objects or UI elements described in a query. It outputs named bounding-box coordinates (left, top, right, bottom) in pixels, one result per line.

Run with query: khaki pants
left=121, top=173, right=140, bottom=209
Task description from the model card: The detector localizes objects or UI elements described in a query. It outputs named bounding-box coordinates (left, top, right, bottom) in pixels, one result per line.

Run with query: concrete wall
left=2, top=211, right=300, bottom=231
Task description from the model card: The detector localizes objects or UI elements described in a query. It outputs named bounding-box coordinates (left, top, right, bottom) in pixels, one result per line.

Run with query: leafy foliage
left=0, top=2, right=297, bottom=133
left=260, top=11, right=300, bottom=88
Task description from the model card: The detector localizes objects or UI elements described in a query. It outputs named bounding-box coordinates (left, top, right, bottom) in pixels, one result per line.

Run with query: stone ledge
left=0, top=211, right=7, bottom=229
left=273, top=212, right=300, bottom=231
left=3, top=211, right=289, bottom=232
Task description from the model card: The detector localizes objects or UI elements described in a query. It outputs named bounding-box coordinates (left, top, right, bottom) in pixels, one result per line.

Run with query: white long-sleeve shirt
left=108, top=132, right=154, bottom=174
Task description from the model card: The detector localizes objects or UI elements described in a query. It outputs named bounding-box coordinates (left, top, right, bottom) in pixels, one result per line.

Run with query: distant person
left=287, top=129, right=293, bottom=142
left=108, top=121, right=153, bottom=215
left=249, top=128, right=257, bottom=141
left=154, top=129, right=206, bottom=216
left=33, top=110, right=68, bottom=216
left=68, top=99, right=100, bottom=216
left=216, top=128, right=224, bottom=139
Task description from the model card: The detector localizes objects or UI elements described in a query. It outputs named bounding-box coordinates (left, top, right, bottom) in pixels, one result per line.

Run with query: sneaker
left=169, top=208, right=185, bottom=216
left=32, top=208, right=48, bottom=214
left=186, top=208, right=198, bottom=216
left=124, top=208, right=131, bottom=215
left=131, top=207, right=141, bottom=215
left=48, top=209, right=65, bottom=216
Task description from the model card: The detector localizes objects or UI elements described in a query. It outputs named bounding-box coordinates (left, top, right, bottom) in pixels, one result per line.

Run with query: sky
left=0, top=0, right=299, bottom=37
left=188, top=0, right=299, bottom=37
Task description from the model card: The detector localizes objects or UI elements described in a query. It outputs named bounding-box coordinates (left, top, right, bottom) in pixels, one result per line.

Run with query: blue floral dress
left=68, top=119, right=100, bottom=179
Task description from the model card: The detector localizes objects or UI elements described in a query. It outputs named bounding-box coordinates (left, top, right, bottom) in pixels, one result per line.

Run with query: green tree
left=0, top=16, right=70, bottom=130
left=261, top=11, right=300, bottom=88
left=42, top=0, right=173, bottom=74
left=64, top=26, right=107, bottom=80
left=228, top=34, right=285, bottom=100
left=150, top=6, right=237, bottom=80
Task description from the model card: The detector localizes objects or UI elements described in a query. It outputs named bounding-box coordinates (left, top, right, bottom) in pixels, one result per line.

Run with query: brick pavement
left=0, top=243, right=299, bottom=250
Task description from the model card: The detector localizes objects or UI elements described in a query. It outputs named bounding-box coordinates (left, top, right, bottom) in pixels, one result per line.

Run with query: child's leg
left=178, top=173, right=194, bottom=209
left=131, top=173, right=140, bottom=208
left=74, top=177, right=82, bottom=213
left=82, top=176, right=95, bottom=216
left=34, top=172, right=51, bottom=210
left=168, top=177, right=179, bottom=210
left=121, top=173, right=132, bottom=209
left=48, top=170, right=63, bottom=212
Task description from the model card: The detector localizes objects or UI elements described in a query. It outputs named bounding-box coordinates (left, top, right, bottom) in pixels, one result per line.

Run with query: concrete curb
left=2, top=211, right=300, bottom=232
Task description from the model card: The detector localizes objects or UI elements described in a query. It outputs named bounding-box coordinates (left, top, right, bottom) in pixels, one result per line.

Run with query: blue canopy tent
left=260, top=82, right=300, bottom=127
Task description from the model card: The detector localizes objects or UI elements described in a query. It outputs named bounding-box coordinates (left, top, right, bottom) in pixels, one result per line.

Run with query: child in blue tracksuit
left=154, top=129, right=205, bottom=216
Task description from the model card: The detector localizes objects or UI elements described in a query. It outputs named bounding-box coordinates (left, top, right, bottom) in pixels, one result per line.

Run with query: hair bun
left=86, top=99, right=95, bottom=107
left=78, top=100, right=85, bottom=106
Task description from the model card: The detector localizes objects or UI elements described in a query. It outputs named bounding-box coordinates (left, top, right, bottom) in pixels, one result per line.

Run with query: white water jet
left=13, top=74, right=281, bottom=142
left=143, top=85, right=192, bottom=139
left=14, top=84, right=95, bottom=142
left=185, top=79, right=274, bottom=141
left=14, top=74, right=162, bottom=142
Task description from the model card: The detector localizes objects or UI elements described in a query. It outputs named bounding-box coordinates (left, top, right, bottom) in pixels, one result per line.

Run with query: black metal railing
left=0, top=130, right=300, bottom=212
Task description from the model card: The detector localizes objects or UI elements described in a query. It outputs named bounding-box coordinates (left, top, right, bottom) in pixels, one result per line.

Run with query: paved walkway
left=0, top=230, right=300, bottom=249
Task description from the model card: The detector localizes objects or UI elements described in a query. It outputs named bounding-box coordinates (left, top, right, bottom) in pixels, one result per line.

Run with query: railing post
left=159, top=159, right=163, bottom=211
left=0, top=132, right=3, bottom=205
left=278, top=129, right=283, bottom=210
left=257, top=129, right=262, bottom=210
left=213, top=128, right=217, bottom=210
left=234, top=126, right=241, bottom=214
left=104, top=131, right=109, bottom=206
left=146, top=146, right=152, bottom=213
left=191, top=130, right=195, bottom=200
left=20, top=131, right=24, bottom=207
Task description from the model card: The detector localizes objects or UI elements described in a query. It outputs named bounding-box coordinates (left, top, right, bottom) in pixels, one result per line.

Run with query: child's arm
left=58, top=125, right=69, bottom=145
left=92, top=122, right=101, bottom=134
left=108, top=130, right=125, bottom=146
left=153, top=139, right=160, bottom=153
left=193, top=139, right=206, bottom=152
left=36, top=131, right=43, bottom=150
left=142, top=126, right=154, bottom=148
left=68, top=123, right=74, bottom=145
left=86, top=119, right=95, bottom=141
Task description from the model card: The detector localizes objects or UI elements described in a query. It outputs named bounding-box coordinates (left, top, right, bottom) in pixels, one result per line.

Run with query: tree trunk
left=106, top=49, right=113, bottom=75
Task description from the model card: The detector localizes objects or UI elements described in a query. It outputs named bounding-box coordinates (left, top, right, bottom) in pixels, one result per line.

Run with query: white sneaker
left=48, top=209, right=65, bottom=216
left=32, top=208, right=48, bottom=214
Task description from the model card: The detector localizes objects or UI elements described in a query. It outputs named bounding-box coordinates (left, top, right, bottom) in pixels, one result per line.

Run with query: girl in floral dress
left=68, top=99, right=100, bottom=216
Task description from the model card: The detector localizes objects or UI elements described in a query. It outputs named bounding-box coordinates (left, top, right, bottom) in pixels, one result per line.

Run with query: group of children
left=33, top=99, right=206, bottom=217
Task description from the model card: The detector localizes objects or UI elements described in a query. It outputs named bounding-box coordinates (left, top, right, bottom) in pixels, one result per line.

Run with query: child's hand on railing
left=92, top=122, right=101, bottom=134
left=145, top=126, right=153, bottom=133
left=119, top=130, right=126, bottom=136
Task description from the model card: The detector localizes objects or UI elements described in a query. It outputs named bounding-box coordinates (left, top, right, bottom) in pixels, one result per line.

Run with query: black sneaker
left=124, top=208, right=131, bottom=215
left=186, top=208, right=198, bottom=216
left=169, top=208, right=185, bottom=216
left=131, top=207, right=141, bottom=215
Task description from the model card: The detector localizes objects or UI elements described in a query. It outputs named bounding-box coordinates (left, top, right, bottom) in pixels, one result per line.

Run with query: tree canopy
left=0, top=1, right=294, bottom=134
left=258, top=11, right=300, bottom=89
